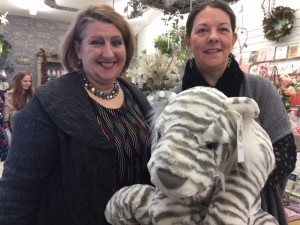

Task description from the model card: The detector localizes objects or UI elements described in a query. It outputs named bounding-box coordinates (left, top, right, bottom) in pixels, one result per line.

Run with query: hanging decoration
left=141, top=0, right=240, bottom=15
left=235, top=5, right=248, bottom=65
left=262, top=6, right=296, bottom=42
left=35, top=48, right=48, bottom=84
left=161, top=9, right=184, bottom=28
left=124, top=0, right=147, bottom=19
left=236, top=27, right=248, bottom=65
left=141, top=0, right=193, bottom=14
left=0, top=12, right=8, bottom=27
left=164, top=0, right=176, bottom=7
left=221, top=0, right=240, bottom=4
left=261, top=0, right=275, bottom=17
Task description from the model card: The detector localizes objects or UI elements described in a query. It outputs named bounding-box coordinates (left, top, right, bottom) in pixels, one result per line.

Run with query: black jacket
left=0, top=72, right=152, bottom=225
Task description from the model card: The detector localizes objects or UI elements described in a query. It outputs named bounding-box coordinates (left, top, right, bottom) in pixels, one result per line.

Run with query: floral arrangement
left=259, top=64, right=300, bottom=112
left=262, top=6, right=295, bottom=42
left=0, top=35, right=11, bottom=56
left=127, top=51, right=184, bottom=92
left=275, top=74, right=299, bottom=113
left=0, top=12, right=11, bottom=58
left=154, top=25, right=188, bottom=61
left=127, top=26, right=187, bottom=93
left=35, top=48, right=48, bottom=84
left=154, top=35, right=172, bottom=56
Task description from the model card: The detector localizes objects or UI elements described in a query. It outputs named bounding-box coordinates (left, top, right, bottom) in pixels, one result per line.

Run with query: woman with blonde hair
left=4, top=71, right=35, bottom=130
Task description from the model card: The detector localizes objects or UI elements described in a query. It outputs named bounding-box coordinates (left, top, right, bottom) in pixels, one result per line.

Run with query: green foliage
left=0, top=34, right=12, bottom=56
left=124, top=0, right=146, bottom=19
left=154, top=25, right=188, bottom=61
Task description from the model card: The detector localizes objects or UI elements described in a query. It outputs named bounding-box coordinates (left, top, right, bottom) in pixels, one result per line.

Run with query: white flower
left=0, top=12, right=8, bottom=25
left=127, top=52, right=184, bottom=91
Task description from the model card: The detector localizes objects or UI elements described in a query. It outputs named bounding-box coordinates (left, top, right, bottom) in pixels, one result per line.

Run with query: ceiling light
left=29, top=9, right=37, bottom=15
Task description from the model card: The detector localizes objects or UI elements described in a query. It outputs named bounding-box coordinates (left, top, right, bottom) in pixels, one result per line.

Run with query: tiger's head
left=147, top=86, right=269, bottom=199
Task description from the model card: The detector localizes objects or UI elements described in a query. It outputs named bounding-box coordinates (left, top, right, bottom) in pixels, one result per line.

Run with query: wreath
left=262, top=6, right=295, bottom=42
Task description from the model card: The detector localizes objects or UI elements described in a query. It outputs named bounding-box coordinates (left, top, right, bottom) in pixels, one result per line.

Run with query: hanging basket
left=141, top=0, right=240, bottom=14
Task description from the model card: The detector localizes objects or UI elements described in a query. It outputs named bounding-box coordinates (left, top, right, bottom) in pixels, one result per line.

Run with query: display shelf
left=36, top=54, right=63, bottom=85
left=250, top=56, right=300, bottom=66
left=249, top=58, right=300, bottom=76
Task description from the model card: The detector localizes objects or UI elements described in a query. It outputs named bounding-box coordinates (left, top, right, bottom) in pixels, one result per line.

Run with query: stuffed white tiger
left=105, top=86, right=278, bottom=225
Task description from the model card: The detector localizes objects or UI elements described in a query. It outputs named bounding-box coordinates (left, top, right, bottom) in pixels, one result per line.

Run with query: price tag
left=236, top=116, right=244, bottom=163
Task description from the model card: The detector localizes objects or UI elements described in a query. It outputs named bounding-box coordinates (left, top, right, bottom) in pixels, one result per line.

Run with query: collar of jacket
left=35, top=72, right=151, bottom=149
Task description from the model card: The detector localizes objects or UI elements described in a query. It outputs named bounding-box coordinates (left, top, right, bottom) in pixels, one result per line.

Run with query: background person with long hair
left=4, top=71, right=35, bottom=130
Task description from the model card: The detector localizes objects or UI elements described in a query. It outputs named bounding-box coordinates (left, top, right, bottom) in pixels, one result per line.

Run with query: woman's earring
left=189, top=51, right=194, bottom=69
left=227, top=53, right=233, bottom=68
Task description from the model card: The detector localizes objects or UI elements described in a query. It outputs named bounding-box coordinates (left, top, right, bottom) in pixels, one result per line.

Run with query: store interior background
left=0, top=0, right=298, bottom=86
left=1, top=0, right=300, bottom=223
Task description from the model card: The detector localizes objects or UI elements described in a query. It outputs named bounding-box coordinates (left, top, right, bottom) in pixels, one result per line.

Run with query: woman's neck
left=200, top=70, right=225, bottom=87
left=195, top=64, right=226, bottom=87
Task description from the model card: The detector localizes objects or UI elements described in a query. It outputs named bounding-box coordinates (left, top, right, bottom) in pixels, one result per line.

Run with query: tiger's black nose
left=157, top=168, right=187, bottom=189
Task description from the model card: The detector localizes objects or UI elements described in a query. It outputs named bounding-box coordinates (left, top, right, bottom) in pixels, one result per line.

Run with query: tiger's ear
left=223, top=97, right=260, bottom=123
left=148, top=91, right=177, bottom=127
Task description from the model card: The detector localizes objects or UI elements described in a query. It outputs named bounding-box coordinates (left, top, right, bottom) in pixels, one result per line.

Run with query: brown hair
left=186, top=0, right=237, bottom=38
left=11, top=71, right=35, bottom=111
left=59, top=4, right=135, bottom=76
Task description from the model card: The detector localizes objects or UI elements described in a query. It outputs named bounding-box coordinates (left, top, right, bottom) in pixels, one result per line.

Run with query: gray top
left=174, top=72, right=291, bottom=144
left=240, top=73, right=291, bottom=143
left=174, top=72, right=292, bottom=225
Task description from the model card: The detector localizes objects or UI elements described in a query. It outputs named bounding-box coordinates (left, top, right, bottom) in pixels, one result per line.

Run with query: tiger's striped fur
left=105, top=86, right=278, bottom=225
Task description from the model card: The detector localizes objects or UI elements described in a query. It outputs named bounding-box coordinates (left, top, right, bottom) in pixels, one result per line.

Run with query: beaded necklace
left=82, top=75, right=120, bottom=100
